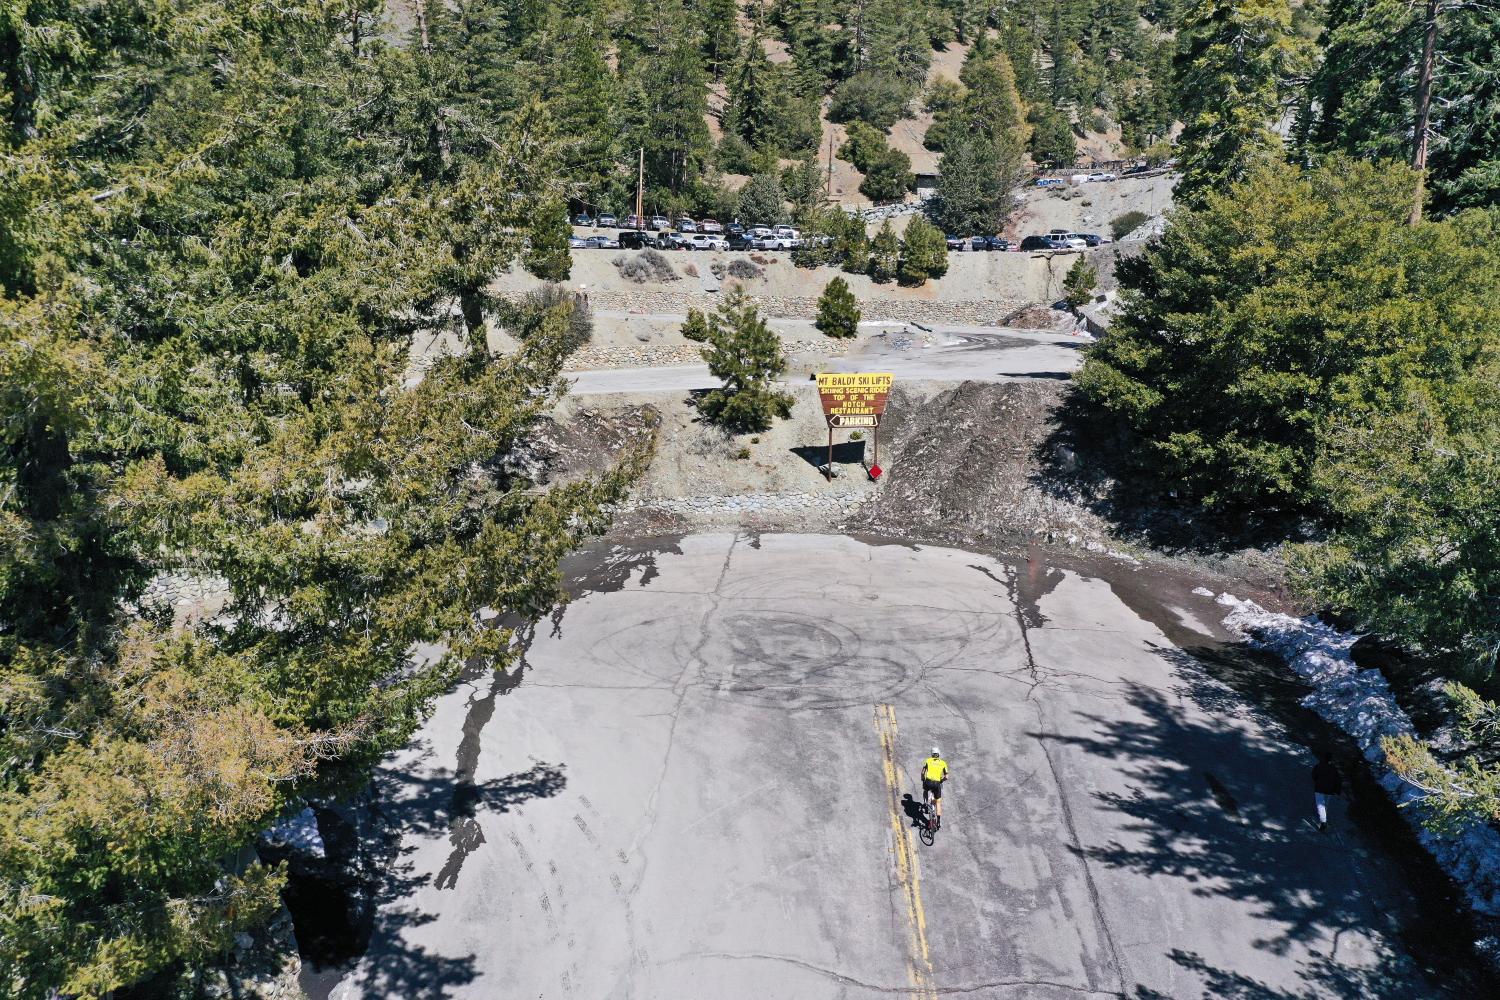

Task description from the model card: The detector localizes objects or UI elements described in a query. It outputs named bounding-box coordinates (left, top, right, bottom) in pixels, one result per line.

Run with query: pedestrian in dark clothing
left=1312, top=751, right=1343, bottom=833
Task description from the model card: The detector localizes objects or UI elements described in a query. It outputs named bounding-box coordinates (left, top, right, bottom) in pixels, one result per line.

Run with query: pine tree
left=816, top=276, right=862, bottom=337
left=840, top=217, right=873, bottom=273
left=899, top=217, right=949, bottom=284
left=699, top=0, right=739, bottom=78
left=0, top=9, right=651, bottom=992
left=619, top=0, right=712, bottom=195
left=1172, top=0, right=1296, bottom=207
left=934, top=130, right=1004, bottom=233
left=1029, top=105, right=1077, bottom=168
left=726, top=28, right=780, bottom=150
left=692, top=288, right=796, bottom=432
left=737, top=172, right=789, bottom=224
left=869, top=219, right=900, bottom=282
left=1307, top=0, right=1500, bottom=215
left=1063, top=254, right=1098, bottom=306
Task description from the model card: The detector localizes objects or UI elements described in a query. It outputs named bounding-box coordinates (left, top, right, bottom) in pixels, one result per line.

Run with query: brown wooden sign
left=816, top=372, right=893, bottom=425
left=814, top=372, right=894, bottom=480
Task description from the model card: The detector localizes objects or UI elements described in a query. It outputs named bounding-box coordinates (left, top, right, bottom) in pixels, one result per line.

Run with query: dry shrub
left=725, top=259, right=764, bottom=280
left=613, top=249, right=679, bottom=283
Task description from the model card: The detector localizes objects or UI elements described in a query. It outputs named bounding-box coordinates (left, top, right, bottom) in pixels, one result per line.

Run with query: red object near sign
left=868, top=464, right=882, bottom=481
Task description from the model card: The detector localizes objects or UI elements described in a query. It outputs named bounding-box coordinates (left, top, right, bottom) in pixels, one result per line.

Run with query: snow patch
left=1214, top=593, right=1500, bottom=916
left=261, top=806, right=326, bottom=859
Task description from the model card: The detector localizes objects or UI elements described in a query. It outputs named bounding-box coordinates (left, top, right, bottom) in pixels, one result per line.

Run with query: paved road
left=326, top=534, right=1466, bottom=999
left=567, top=329, right=1089, bottom=395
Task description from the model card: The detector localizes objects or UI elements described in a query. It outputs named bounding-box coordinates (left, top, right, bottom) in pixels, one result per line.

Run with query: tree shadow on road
left=306, top=761, right=569, bottom=1000
left=1034, top=651, right=1481, bottom=999
left=1133, top=948, right=1447, bottom=1000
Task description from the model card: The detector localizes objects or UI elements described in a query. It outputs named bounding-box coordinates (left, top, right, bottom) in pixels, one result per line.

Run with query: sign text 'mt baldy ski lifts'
left=815, top=372, right=894, bottom=423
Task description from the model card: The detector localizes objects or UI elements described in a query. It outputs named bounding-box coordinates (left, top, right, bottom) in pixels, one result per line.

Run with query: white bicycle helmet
left=931, top=746, right=941, bottom=757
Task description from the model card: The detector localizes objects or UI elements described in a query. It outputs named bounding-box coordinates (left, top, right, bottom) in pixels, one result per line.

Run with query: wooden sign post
left=815, top=372, right=894, bottom=480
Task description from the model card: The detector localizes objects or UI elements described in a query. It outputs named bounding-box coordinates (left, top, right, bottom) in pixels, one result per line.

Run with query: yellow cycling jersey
left=923, top=757, right=948, bottom=782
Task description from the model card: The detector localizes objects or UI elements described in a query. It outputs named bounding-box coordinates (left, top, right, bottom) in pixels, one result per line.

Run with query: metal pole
left=827, top=424, right=833, bottom=481
left=874, top=424, right=879, bottom=467
left=636, top=147, right=645, bottom=229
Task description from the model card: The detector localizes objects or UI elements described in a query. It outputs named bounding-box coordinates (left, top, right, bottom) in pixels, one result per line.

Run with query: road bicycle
left=919, top=801, right=939, bottom=846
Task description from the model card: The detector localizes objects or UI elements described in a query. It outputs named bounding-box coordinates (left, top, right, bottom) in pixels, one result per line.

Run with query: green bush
left=815, top=276, right=861, bottom=338
left=1110, top=210, right=1150, bottom=241
left=829, top=71, right=913, bottom=130
left=899, top=217, right=948, bottom=284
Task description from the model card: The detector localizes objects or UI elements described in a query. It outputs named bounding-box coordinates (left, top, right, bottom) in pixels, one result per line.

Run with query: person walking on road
left=1312, top=751, right=1343, bottom=833
left=922, top=747, right=949, bottom=830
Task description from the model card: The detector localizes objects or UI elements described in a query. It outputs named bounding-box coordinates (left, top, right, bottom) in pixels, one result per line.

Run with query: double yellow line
left=875, top=703, right=935, bottom=999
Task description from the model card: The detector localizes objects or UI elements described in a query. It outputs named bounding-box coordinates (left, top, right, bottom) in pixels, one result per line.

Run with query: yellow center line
left=875, top=703, right=935, bottom=999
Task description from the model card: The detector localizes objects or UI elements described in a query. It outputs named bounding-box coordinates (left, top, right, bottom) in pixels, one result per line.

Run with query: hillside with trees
left=5, top=0, right=1500, bottom=994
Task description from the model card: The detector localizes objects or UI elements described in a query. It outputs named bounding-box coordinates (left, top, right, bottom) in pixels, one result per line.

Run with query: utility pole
left=636, top=147, right=645, bottom=229
left=1409, top=0, right=1438, bottom=225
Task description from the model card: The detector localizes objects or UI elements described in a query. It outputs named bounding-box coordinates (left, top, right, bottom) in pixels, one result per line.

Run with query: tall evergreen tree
left=869, top=219, right=900, bottom=282
left=0, top=5, right=649, bottom=993
left=1307, top=0, right=1500, bottom=214
left=1172, top=0, right=1297, bottom=206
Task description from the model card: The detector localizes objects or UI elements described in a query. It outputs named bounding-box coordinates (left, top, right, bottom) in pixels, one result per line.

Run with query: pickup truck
left=754, top=226, right=801, bottom=250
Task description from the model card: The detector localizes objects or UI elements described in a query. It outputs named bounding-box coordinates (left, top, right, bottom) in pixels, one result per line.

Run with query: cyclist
left=921, top=747, right=949, bottom=829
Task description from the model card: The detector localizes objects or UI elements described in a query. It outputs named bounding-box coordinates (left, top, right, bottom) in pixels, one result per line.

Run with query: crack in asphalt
left=627, top=531, right=740, bottom=866
left=998, top=562, right=1132, bottom=999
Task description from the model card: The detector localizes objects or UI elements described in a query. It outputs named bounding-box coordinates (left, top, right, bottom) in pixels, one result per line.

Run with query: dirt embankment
left=493, top=246, right=1131, bottom=327
left=535, top=379, right=1291, bottom=593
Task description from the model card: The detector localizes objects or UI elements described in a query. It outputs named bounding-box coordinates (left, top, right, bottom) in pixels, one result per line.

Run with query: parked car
left=1085, top=172, right=1117, bottom=182
left=1047, top=229, right=1088, bottom=250
left=676, top=216, right=697, bottom=232
left=1072, top=232, right=1105, bottom=247
left=619, top=230, right=659, bottom=250
left=945, top=234, right=965, bottom=251
left=663, top=231, right=696, bottom=249
left=1035, top=177, right=1065, bottom=188
left=649, top=215, right=671, bottom=230
left=755, top=226, right=800, bottom=249
left=984, top=236, right=1012, bottom=251
left=574, top=213, right=594, bottom=227
left=700, top=219, right=723, bottom=234
left=1020, top=235, right=1069, bottom=251
left=623, top=213, right=642, bottom=229
left=727, top=233, right=756, bottom=251
left=967, top=236, right=989, bottom=251
left=568, top=235, right=588, bottom=248
left=687, top=233, right=729, bottom=251
left=597, top=213, right=618, bottom=228
left=726, top=222, right=746, bottom=237
left=591, top=234, right=620, bottom=249
left=1122, top=164, right=1151, bottom=176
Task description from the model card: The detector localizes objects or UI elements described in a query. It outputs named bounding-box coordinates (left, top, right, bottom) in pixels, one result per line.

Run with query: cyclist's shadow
left=900, top=793, right=928, bottom=829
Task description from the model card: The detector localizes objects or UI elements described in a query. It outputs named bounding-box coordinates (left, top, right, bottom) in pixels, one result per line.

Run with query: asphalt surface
left=566, top=329, right=1089, bottom=395
left=324, top=533, right=1466, bottom=999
